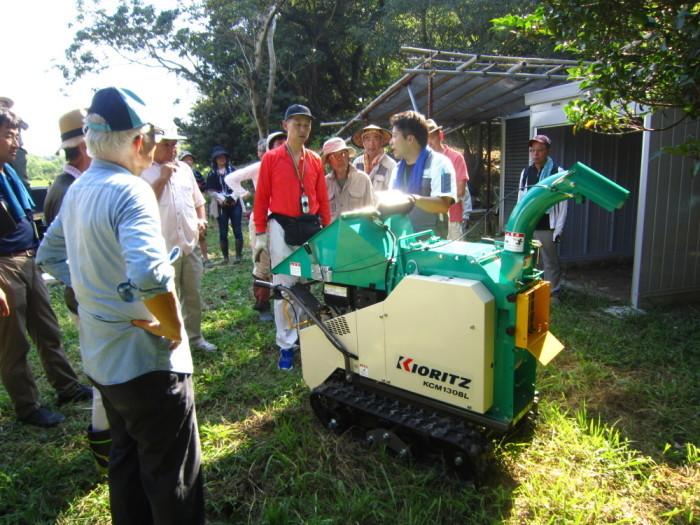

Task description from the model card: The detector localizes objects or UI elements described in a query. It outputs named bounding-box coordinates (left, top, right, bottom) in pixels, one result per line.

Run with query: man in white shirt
left=141, top=129, right=217, bottom=352
left=225, top=131, right=286, bottom=321
left=387, top=111, right=456, bottom=235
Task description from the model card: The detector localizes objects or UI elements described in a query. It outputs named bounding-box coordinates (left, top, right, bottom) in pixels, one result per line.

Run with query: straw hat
left=351, top=124, right=391, bottom=148
left=58, top=108, right=87, bottom=149
left=425, top=118, right=443, bottom=134
left=321, top=137, right=356, bottom=161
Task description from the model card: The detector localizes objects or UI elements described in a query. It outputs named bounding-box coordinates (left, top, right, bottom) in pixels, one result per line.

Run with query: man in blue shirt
left=0, top=107, right=89, bottom=428
left=38, top=87, right=204, bottom=525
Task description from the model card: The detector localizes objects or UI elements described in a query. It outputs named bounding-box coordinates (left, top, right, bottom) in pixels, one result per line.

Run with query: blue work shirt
left=37, top=159, right=193, bottom=385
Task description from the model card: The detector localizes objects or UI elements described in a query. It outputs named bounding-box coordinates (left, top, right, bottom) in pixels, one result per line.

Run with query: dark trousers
left=95, top=371, right=205, bottom=525
left=217, top=201, right=243, bottom=243
left=0, top=254, right=81, bottom=418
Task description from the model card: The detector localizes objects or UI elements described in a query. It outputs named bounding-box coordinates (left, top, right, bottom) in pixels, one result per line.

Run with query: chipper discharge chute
left=260, top=162, right=630, bottom=478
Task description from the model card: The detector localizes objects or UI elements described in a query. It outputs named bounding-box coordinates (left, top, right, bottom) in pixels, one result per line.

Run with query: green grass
left=0, top=226, right=698, bottom=524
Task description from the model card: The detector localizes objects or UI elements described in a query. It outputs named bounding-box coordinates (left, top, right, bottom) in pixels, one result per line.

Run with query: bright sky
left=5, top=0, right=199, bottom=157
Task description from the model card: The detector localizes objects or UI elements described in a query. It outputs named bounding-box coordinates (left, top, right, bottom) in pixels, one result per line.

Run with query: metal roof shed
left=335, top=47, right=577, bottom=135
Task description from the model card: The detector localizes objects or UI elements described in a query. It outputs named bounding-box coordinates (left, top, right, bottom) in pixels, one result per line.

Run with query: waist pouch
left=0, top=199, right=18, bottom=237
left=270, top=213, right=321, bottom=246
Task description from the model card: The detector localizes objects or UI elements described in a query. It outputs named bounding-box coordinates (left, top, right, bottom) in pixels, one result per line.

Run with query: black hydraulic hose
left=253, top=279, right=359, bottom=365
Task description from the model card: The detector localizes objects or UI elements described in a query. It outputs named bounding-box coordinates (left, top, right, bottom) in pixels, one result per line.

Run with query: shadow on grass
left=202, top=403, right=520, bottom=525
left=544, top=289, right=700, bottom=466
left=193, top=334, right=519, bottom=525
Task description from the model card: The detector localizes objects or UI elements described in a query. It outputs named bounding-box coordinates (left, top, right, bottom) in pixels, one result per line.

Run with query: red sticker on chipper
left=504, top=231, right=525, bottom=253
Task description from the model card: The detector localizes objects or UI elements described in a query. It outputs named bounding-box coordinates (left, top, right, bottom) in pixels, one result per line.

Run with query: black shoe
left=57, top=384, right=93, bottom=406
left=20, top=407, right=65, bottom=428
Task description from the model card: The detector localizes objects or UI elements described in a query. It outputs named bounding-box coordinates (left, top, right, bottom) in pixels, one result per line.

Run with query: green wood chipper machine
left=259, top=162, right=629, bottom=477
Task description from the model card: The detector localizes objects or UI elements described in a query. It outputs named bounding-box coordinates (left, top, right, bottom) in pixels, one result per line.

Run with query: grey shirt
left=43, top=168, right=78, bottom=227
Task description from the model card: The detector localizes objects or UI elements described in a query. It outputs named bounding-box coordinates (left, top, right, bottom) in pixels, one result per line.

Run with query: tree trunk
left=249, top=1, right=285, bottom=139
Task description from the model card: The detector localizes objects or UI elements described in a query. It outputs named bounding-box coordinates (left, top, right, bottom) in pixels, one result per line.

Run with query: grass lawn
left=0, top=224, right=698, bottom=524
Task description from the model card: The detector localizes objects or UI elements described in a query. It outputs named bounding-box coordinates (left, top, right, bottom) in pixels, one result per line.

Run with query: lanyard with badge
left=286, top=145, right=310, bottom=214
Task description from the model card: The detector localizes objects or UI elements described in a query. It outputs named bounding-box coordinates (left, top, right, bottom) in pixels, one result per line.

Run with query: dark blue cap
left=284, top=104, right=314, bottom=120
left=86, top=87, right=153, bottom=132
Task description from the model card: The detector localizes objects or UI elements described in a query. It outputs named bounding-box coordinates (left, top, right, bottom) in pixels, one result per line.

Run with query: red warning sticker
left=504, top=231, right=525, bottom=253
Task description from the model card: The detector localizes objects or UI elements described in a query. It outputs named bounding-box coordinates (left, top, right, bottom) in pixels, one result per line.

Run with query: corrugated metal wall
left=503, top=121, right=640, bottom=263
left=638, top=110, right=700, bottom=303
left=502, top=117, right=530, bottom=222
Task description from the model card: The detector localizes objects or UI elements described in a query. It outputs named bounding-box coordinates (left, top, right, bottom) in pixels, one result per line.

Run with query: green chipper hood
left=499, top=162, right=630, bottom=283
left=272, top=210, right=403, bottom=290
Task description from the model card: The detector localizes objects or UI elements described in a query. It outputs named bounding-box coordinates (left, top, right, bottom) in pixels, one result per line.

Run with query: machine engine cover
left=300, top=274, right=495, bottom=414
left=383, top=275, right=495, bottom=413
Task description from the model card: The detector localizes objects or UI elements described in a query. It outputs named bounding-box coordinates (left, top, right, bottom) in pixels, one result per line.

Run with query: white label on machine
left=325, top=284, right=348, bottom=298
left=290, top=262, right=302, bottom=277
left=358, top=364, right=369, bottom=377
left=504, top=231, right=525, bottom=253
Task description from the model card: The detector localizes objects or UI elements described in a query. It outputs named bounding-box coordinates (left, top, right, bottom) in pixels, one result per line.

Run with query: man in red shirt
left=427, top=119, right=470, bottom=240
left=253, top=104, right=330, bottom=370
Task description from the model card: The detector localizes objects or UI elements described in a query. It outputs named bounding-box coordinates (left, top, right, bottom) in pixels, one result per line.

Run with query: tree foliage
left=26, top=154, right=63, bottom=184
left=493, top=1, right=700, bottom=139
left=63, top=0, right=543, bottom=163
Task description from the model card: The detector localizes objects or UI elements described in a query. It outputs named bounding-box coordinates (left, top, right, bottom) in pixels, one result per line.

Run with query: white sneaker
left=193, top=339, right=218, bottom=352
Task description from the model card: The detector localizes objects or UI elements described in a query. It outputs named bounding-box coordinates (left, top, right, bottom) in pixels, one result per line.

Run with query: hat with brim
left=58, top=108, right=87, bottom=150
left=210, top=145, right=230, bottom=161
left=528, top=134, right=551, bottom=147
left=0, top=96, right=14, bottom=109
left=321, top=137, right=356, bottom=162
left=85, top=87, right=155, bottom=132
left=266, top=131, right=287, bottom=150
left=425, top=118, right=443, bottom=134
left=179, top=150, right=194, bottom=161
left=351, top=124, right=391, bottom=148
left=160, top=128, right=187, bottom=141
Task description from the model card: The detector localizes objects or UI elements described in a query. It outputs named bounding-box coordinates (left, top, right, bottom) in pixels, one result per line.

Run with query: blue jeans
left=217, top=200, right=243, bottom=244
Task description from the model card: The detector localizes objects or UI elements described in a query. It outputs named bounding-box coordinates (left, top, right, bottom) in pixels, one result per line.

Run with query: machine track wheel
left=310, top=377, right=491, bottom=482
left=309, top=388, right=354, bottom=435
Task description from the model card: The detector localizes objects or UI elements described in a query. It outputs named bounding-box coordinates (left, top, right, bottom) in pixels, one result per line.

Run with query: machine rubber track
left=310, top=377, right=490, bottom=481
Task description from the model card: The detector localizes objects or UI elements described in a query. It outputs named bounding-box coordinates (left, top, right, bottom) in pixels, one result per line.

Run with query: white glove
left=254, top=233, right=269, bottom=262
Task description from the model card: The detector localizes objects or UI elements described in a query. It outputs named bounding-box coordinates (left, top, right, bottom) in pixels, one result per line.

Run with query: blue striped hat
left=86, top=87, right=154, bottom=132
